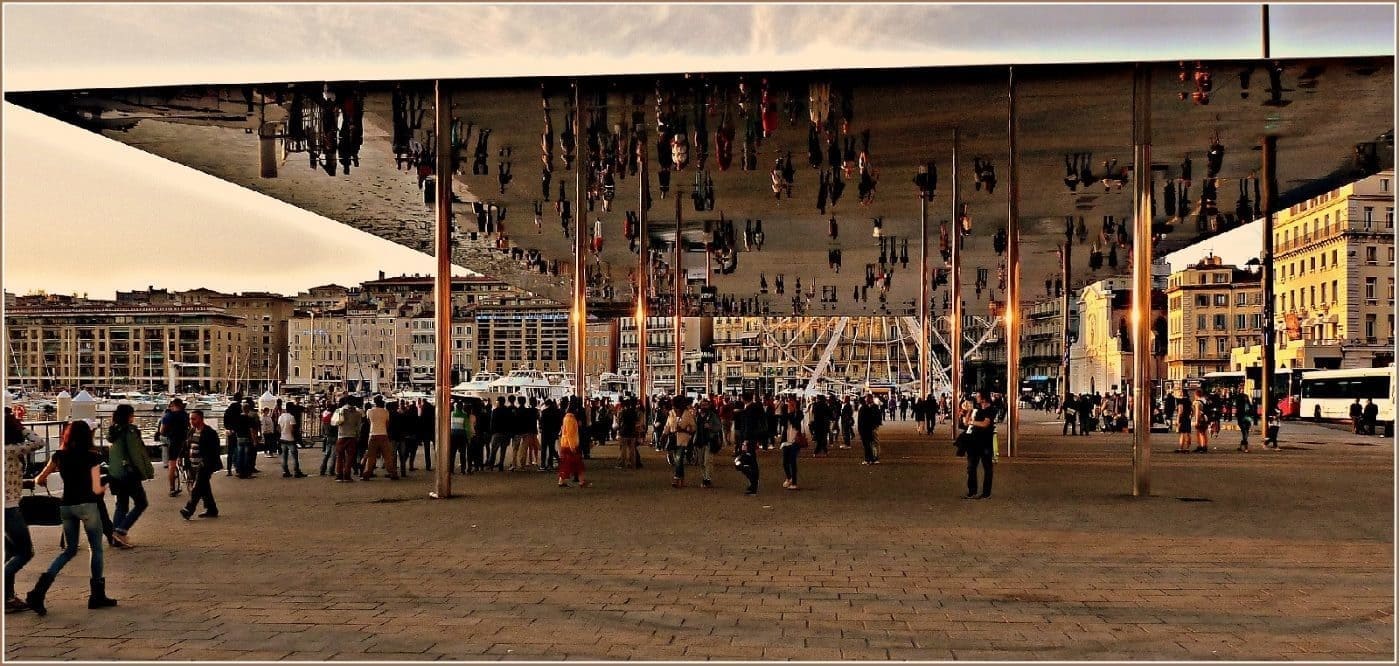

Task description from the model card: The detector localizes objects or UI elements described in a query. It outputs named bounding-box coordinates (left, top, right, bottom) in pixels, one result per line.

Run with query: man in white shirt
left=362, top=396, right=399, bottom=481
left=277, top=409, right=305, bottom=478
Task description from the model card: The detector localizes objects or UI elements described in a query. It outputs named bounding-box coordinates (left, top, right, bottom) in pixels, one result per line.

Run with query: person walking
left=222, top=394, right=243, bottom=478
left=1175, top=390, right=1193, bottom=453
left=664, top=399, right=697, bottom=488
left=963, top=392, right=997, bottom=499
left=1061, top=394, right=1079, bottom=436
left=416, top=399, right=435, bottom=472
left=1192, top=389, right=1211, bottom=453
left=319, top=405, right=337, bottom=476
left=1349, top=398, right=1364, bottom=434
left=697, top=400, right=721, bottom=488
left=736, top=393, right=763, bottom=495
left=180, top=410, right=222, bottom=519
left=616, top=398, right=641, bottom=470
left=540, top=399, right=562, bottom=471
left=277, top=405, right=305, bottom=477
left=809, top=394, right=831, bottom=456
left=556, top=412, right=590, bottom=488
left=104, top=405, right=153, bottom=549
left=26, top=421, right=116, bottom=616
left=780, top=398, right=805, bottom=490
left=450, top=401, right=471, bottom=474
left=518, top=398, right=540, bottom=471
left=156, top=398, right=189, bottom=497
left=489, top=397, right=513, bottom=472
left=330, top=398, right=363, bottom=482
left=362, top=397, right=398, bottom=480
left=1234, top=392, right=1254, bottom=452
left=1363, top=398, right=1380, bottom=436
left=394, top=401, right=418, bottom=474
left=857, top=394, right=883, bottom=464
left=840, top=397, right=855, bottom=449
left=5, top=413, right=43, bottom=613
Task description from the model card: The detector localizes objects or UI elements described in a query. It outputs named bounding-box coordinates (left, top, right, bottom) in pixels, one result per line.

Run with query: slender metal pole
left=1262, top=4, right=1271, bottom=59
left=1131, top=64, right=1154, bottom=497
left=1061, top=238, right=1072, bottom=406
left=919, top=190, right=929, bottom=401
left=431, top=80, right=453, bottom=499
left=950, top=127, right=962, bottom=440
left=1005, top=65, right=1022, bottom=458
left=674, top=187, right=684, bottom=398
left=638, top=138, right=650, bottom=406
left=573, top=82, right=588, bottom=400
left=1260, top=136, right=1278, bottom=447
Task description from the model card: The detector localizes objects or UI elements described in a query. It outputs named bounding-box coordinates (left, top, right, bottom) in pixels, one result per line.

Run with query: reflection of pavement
left=5, top=420, right=1391, bottom=660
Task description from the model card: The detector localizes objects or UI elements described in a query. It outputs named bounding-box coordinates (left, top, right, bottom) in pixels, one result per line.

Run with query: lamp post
left=1005, top=65, right=1022, bottom=457
left=1131, top=63, right=1154, bottom=497
left=431, top=79, right=453, bottom=499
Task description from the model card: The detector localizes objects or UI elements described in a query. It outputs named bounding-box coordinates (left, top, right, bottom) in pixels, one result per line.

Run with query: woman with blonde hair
left=556, top=412, right=589, bottom=488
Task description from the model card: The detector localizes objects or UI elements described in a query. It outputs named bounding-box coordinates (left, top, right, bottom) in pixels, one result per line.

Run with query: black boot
left=87, top=577, right=117, bottom=609
left=25, top=572, right=54, bottom=617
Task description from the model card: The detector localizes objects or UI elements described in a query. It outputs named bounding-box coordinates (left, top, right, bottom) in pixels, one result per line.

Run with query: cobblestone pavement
left=4, top=420, right=1392, bottom=661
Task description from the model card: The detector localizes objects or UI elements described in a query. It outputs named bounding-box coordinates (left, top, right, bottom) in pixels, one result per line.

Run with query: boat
left=488, top=368, right=565, bottom=403
left=451, top=371, right=502, bottom=399
left=590, top=372, right=639, bottom=403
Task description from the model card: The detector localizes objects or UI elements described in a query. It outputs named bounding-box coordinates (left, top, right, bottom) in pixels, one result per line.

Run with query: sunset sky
left=3, top=3, right=1394, bottom=299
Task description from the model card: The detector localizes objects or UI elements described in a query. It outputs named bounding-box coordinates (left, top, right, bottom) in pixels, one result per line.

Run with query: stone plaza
left=3, top=420, right=1391, bottom=661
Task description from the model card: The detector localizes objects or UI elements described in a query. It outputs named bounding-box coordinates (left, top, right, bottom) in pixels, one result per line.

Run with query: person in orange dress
left=556, top=413, right=590, bottom=488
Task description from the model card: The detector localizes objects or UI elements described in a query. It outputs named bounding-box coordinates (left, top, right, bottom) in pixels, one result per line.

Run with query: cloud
left=4, top=4, right=1393, bottom=91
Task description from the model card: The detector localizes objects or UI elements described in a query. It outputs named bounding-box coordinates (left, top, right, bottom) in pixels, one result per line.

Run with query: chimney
left=379, top=270, right=386, bottom=280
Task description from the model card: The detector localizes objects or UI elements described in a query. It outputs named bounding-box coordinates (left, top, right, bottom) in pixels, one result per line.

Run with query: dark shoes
left=88, top=578, right=117, bottom=609
left=25, top=573, right=54, bottom=616
left=6, top=596, right=30, bottom=614
left=168, top=489, right=181, bottom=498
left=179, top=508, right=193, bottom=520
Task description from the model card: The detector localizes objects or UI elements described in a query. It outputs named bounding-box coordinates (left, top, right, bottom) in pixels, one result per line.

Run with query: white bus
left=1299, top=367, right=1396, bottom=435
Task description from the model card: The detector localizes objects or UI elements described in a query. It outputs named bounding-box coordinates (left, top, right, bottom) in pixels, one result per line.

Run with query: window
left=1251, top=314, right=1263, bottom=329
left=1332, top=280, right=1339, bottom=304
left=1332, top=250, right=1339, bottom=266
left=1235, top=314, right=1246, bottom=329
left=1310, top=257, right=1316, bottom=272
left=1195, top=295, right=1210, bottom=308
left=1309, top=285, right=1316, bottom=308
left=1366, top=277, right=1377, bottom=300
left=1236, top=292, right=1247, bottom=306
left=1384, top=179, right=1391, bottom=192
left=1390, top=247, right=1396, bottom=263
left=1214, top=314, right=1227, bottom=330
left=1217, top=337, right=1228, bottom=354
left=1197, top=339, right=1207, bottom=356
left=1196, top=315, right=1207, bottom=331
left=1364, top=206, right=1374, bottom=229
left=1213, top=273, right=1228, bottom=284
left=1365, top=314, right=1377, bottom=340
left=1366, top=246, right=1378, bottom=264
left=1214, top=294, right=1228, bottom=307
left=1390, top=278, right=1395, bottom=302
left=1321, top=282, right=1328, bottom=302
left=1388, top=208, right=1395, bottom=229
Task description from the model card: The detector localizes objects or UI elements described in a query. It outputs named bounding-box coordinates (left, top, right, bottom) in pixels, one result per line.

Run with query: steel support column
left=572, top=82, right=588, bottom=400
left=673, top=188, right=684, bottom=398
left=1260, top=136, right=1278, bottom=447
left=919, top=190, right=929, bottom=401
left=638, top=139, right=650, bottom=408
left=431, top=80, right=453, bottom=499
left=1060, top=237, right=1071, bottom=406
left=1131, top=64, right=1154, bottom=497
left=1005, top=66, right=1022, bottom=457
left=950, top=127, right=962, bottom=439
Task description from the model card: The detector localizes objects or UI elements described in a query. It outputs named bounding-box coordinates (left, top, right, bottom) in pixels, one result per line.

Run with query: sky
left=2, top=3, right=1394, bottom=299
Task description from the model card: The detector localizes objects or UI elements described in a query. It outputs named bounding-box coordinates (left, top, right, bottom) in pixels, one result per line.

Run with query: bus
left=1299, top=367, right=1396, bottom=436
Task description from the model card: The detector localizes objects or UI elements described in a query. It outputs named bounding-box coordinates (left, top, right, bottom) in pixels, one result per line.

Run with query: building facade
left=1164, top=256, right=1264, bottom=383
left=1271, top=169, right=1395, bottom=368
left=6, top=304, right=248, bottom=392
left=1020, top=296, right=1079, bottom=396
left=584, top=322, right=619, bottom=382
left=1069, top=278, right=1168, bottom=396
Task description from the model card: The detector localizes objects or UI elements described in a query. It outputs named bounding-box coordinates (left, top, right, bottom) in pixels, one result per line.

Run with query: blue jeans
left=4, top=507, right=34, bottom=597
left=281, top=441, right=302, bottom=474
left=45, top=502, right=104, bottom=581
left=110, top=475, right=148, bottom=536
left=320, top=431, right=336, bottom=474
left=236, top=437, right=254, bottom=475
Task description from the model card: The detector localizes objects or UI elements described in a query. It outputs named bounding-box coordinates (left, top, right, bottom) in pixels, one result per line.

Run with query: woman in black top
left=26, top=420, right=117, bottom=615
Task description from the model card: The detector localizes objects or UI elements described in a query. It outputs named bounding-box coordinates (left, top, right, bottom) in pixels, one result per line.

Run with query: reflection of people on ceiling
left=498, top=160, right=513, bottom=195
left=473, top=128, right=492, bottom=176
left=716, top=106, right=735, bottom=172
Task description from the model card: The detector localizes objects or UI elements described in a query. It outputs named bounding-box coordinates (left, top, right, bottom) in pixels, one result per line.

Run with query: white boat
left=100, top=391, right=164, bottom=412
left=590, top=372, right=638, bottom=403
left=544, top=372, right=576, bottom=398
left=488, top=368, right=564, bottom=403
left=451, top=371, right=502, bottom=399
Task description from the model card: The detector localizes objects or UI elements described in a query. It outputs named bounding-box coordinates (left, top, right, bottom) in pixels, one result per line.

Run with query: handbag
left=953, top=431, right=972, bottom=457
left=19, top=485, right=61, bottom=526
